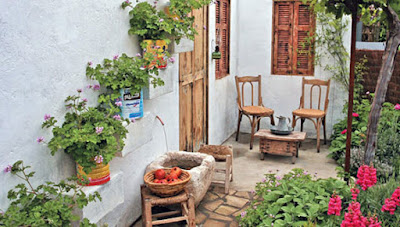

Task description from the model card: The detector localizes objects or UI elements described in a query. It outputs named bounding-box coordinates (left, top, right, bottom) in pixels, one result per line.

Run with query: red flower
left=356, top=165, right=377, bottom=190
left=352, top=112, right=359, bottom=117
left=341, top=129, right=347, bottom=134
left=328, top=194, right=342, bottom=216
left=341, top=202, right=365, bottom=227
left=364, top=215, right=382, bottom=227
left=382, top=198, right=397, bottom=215
left=351, top=188, right=360, bottom=201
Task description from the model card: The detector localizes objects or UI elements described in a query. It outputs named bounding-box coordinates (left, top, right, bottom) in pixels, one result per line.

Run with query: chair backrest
left=300, top=77, right=331, bottom=112
left=235, top=75, right=262, bottom=109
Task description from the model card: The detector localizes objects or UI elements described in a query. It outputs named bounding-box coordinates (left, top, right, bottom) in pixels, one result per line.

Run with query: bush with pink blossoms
left=40, top=90, right=129, bottom=173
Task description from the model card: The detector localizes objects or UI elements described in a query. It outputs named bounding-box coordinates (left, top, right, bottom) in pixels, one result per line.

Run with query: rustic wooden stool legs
left=141, top=185, right=195, bottom=227
left=214, top=154, right=233, bottom=194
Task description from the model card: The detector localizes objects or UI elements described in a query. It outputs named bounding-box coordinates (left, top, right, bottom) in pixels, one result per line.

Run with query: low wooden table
left=254, top=130, right=306, bottom=164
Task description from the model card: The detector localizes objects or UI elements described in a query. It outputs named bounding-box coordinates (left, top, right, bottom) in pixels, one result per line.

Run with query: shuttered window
left=272, top=0, right=315, bottom=75
left=216, top=0, right=230, bottom=79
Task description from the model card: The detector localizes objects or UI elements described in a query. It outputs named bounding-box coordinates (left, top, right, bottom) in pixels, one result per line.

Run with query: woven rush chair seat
left=292, top=109, right=325, bottom=118
left=198, top=145, right=233, bottom=161
left=242, top=106, right=274, bottom=116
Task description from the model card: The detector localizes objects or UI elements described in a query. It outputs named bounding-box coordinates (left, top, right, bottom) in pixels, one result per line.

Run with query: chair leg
left=257, top=118, right=261, bottom=131
left=250, top=116, right=257, bottom=150
left=323, top=117, right=327, bottom=145
left=143, top=199, right=152, bottom=227
left=292, top=115, right=296, bottom=128
left=270, top=114, right=276, bottom=126
left=300, top=118, right=305, bottom=132
left=230, top=154, right=233, bottom=182
left=225, top=155, right=232, bottom=194
left=187, top=195, right=196, bottom=227
left=236, top=111, right=243, bottom=141
left=316, top=118, right=322, bottom=153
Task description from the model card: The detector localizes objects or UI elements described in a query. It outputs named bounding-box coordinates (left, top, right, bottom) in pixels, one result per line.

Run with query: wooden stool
left=198, top=145, right=233, bottom=194
left=141, top=185, right=195, bottom=227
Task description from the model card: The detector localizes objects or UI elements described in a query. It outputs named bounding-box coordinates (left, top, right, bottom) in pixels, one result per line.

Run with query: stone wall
left=355, top=49, right=400, bottom=104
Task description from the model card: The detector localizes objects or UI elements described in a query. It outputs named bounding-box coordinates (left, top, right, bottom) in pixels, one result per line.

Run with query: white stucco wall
left=0, top=1, right=179, bottom=225
left=234, top=0, right=351, bottom=138
left=208, top=0, right=240, bottom=145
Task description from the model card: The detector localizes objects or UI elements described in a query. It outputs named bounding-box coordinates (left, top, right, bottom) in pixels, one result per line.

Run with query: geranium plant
left=40, top=88, right=129, bottom=173
left=86, top=53, right=164, bottom=105
left=0, top=161, right=100, bottom=226
left=121, top=0, right=212, bottom=43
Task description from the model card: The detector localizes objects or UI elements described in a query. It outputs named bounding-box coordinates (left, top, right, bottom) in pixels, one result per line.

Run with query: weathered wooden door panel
left=179, top=7, right=208, bottom=152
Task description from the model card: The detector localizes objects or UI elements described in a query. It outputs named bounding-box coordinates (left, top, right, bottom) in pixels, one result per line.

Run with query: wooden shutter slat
left=216, top=0, right=230, bottom=79
left=292, top=2, right=314, bottom=75
left=273, top=2, right=293, bottom=75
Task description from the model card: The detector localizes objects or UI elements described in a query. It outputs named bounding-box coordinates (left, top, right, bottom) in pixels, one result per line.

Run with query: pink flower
left=3, top=165, right=12, bottom=173
left=88, top=61, right=93, bottom=66
left=113, top=55, right=119, bottom=60
left=125, top=0, right=130, bottom=3
left=113, top=115, right=121, bottom=120
left=364, top=215, right=381, bottom=227
left=328, top=194, right=342, bottom=216
left=37, top=136, right=44, bottom=143
left=95, top=127, right=104, bottom=134
left=352, top=112, right=359, bottom=117
left=93, top=84, right=101, bottom=90
left=240, top=211, right=247, bottom=218
left=382, top=198, right=397, bottom=215
left=77, top=88, right=82, bottom=93
left=159, top=18, right=164, bottom=22
left=261, top=178, right=266, bottom=182
left=154, top=46, right=161, bottom=49
left=44, top=114, right=51, bottom=121
left=173, top=17, right=179, bottom=21
left=341, top=129, right=347, bottom=134
left=82, top=98, right=88, bottom=102
left=351, top=188, right=360, bottom=201
left=366, top=91, right=370, bottom=95
left=131, top=118, right=136, bottom=123
left=356, top=165, right=377, bottom=190
left=86, top=84, right=93, bottom=89
left=168, top=57, right=175, bottom=63
left=276, top=175, right=282, bottom=180
left=115, top=101, right=123, bottom=107
left=341, top=202, right=364, bottom=226
left=94, top=155, right=103, bottom=164
left=395, top=104, right=400, bottom=110
left=203, top=25, right=207, bottom=30
left=136, top=53, right=141, bottom=57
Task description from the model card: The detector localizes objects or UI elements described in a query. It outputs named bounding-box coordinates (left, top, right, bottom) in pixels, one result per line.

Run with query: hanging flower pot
left=119, top=88, right=144, bottom=120
left=77, top=162, right=111, bottom=186
left=142, top=40, right=168, bottom=69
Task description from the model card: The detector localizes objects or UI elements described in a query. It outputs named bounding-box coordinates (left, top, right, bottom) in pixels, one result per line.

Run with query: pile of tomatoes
left=153, top=167, right=183, bottom=184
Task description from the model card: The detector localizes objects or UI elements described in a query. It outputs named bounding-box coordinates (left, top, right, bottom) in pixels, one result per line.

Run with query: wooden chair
left=235, top=75, right=275, bottom=149
left=141, top=185, right=195, bottom=227
left=292, top=78, right=331, bottom=153
left=198, top=144, right=233, bottom=194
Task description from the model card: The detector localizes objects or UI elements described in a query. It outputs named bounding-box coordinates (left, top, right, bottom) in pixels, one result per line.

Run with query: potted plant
left=86, top=53, right=164, bottom=119
left=40, top=88, right=129, bottom=186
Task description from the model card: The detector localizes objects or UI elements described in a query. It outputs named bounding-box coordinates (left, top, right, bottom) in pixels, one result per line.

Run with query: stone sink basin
left=146, top=151, right=215, bottom=206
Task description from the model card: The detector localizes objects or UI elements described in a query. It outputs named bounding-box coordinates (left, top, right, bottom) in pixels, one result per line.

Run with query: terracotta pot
left=142, top=40, right=168, bottom=69
left=77, top=163, right=110, bottom=186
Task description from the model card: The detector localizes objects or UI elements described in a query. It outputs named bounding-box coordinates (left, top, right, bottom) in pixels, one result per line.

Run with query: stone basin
left=146, top=151, right=215, bottom=206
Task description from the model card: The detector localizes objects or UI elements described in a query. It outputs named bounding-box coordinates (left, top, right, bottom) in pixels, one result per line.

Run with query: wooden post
left=344, top=7, right=358, bottom=175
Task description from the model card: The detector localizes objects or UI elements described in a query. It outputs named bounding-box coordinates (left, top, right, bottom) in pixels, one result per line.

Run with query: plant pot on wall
left=120, top=88, right=144, bottom=119
left=143, top=40, right=168, bottom=69
left=77, top=163, right=111, bottom=186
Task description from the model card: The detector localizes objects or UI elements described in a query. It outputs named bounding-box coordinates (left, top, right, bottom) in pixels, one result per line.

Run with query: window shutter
left=216, top=0, right=230, bottom=79
left=292, top=2, right=314, bottom=75
left=273, top=2, right=293, bottom=75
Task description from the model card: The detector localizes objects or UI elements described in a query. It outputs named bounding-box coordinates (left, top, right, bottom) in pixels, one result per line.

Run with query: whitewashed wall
left=235, top=0, right=351, bottom=138
left=0, top=0, right=179, bottom=226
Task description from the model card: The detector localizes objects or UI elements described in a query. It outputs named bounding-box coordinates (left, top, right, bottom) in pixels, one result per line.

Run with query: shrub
left=0, top=161, right=100, bottom=226
left=238, top=169, right=351, bottom=226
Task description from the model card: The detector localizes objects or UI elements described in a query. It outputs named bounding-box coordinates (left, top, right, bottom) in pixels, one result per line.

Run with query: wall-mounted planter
left=120, top=88, right=144, bottom=120
left=143, top=57, right=176, bottom=100
left=143, top=40, right=168, bottom=69
left=169, top=38, right=194, bottom=53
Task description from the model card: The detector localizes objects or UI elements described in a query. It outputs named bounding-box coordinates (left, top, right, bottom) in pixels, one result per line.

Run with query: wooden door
left=179, top=7, right=208, bottom=152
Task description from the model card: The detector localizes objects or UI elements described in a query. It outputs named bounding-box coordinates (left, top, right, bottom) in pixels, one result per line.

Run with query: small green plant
left=40, top=88, right=129, bottom=173
left=121, top=0, right=211, bottom=43
left=86, top=53, right=163, bottom=105
left=0, top=161, right=101, bottom=226
left=238, top=169, right=351, bottom=226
